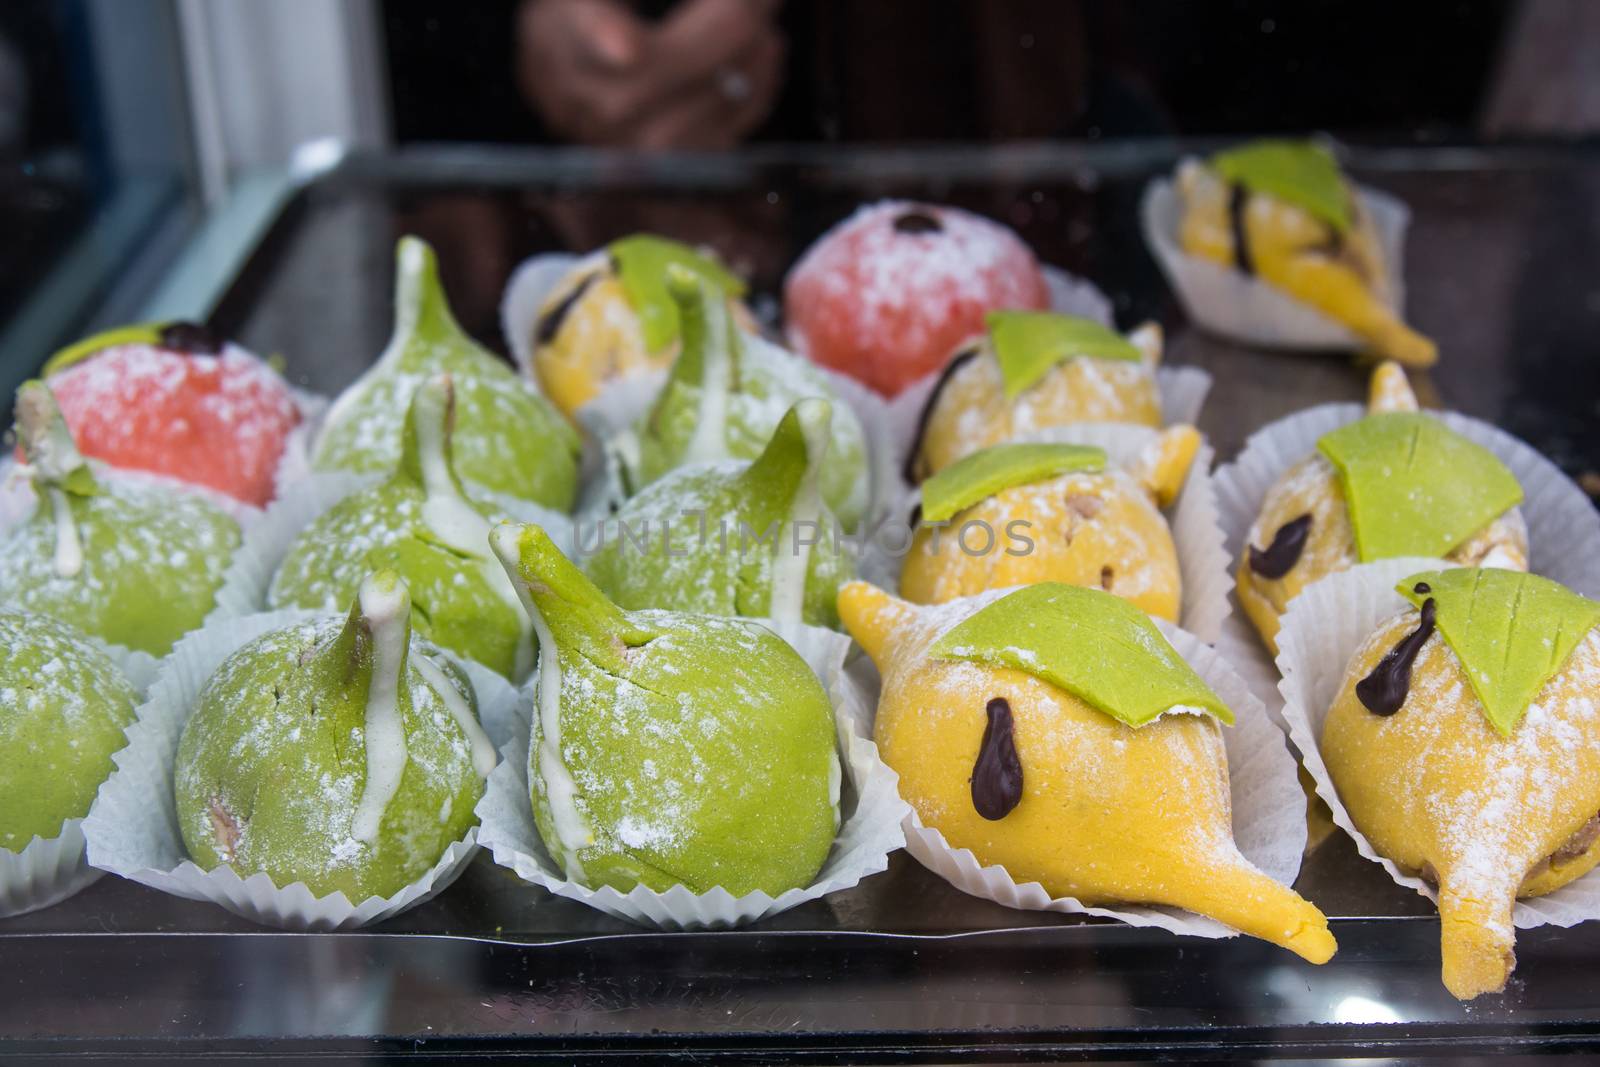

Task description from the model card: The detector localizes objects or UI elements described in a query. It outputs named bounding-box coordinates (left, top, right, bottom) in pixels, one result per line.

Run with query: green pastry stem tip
left=490, top=523, right=656, bottom=666
left=14, top=381, right=95, bottom=493
left=661, top=266, right=739, bottom=393
left=398, top=372, right=459, bottom=488
left=316, top=569, right=414, bottom=721
left=743, top=398, right=833, bottom=493
left=394, top=235, right=465, bottom=343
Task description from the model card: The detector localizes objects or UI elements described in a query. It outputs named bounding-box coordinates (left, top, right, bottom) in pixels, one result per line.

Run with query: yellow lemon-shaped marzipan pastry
left=899, top=428, right=1200, bottom=622
left=1175, top=139, right=1436, bottom=367
left=528, top=234, right=752, bottom=418
left=1238, top=361, right=1528, bottom=655
left=1321, top=568, right=1600, bottom=999
left=909, top=310, right=1164, bottom=481
left=839, top=579, right=1337, bottom=964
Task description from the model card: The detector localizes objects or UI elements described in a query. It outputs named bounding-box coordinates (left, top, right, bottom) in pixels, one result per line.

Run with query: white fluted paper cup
left=1275, top=559, right=1600, bottom=929
left=0, top=642, right=159, bottom=918
left=1215, top=403, right=1600, bottom=600
left=865, top=614, right=1305, bottom=939
left=269, top=386, right=331, bottom=501
left=857, top=422, right=1231, bottom=642
left=1140, top=169, right=1410, bottom=351
left=81, top=609, right=520, bottom=930
left=210, top=471, right=576, bottom=624
left=475, top=621, right=910, bottom=928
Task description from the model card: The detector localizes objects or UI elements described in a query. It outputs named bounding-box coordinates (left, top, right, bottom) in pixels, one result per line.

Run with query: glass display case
left=5, top=2, right=1600, bottom=1062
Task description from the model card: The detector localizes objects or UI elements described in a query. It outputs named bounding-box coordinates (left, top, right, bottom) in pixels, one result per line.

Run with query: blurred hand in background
left=516, top=0, right=785, bottom=150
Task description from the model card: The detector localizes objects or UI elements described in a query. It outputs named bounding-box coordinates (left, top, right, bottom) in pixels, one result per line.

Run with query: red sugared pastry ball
left=783, top=201, right=1050, bottom=396
left=40, top=322, right=302, bottom=507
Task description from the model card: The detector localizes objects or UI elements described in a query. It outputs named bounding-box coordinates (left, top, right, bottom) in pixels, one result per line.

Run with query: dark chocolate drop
left=158, top=321, right=223, bottom=355
left=971, top=697, right=1023, bottom=820
left=1356, top=598, right=1437, bottom=717
left=904, top=347, right=981, bottom=484
left=1413, top=581, right=1431, bottom=595
left=535, top=272, right=599, bottom=345
left=1228, top=183, right=1254, bottom=276
left=893, top=210, right=943, bottom=235
left=1247, top=514, right=1313, bottom=579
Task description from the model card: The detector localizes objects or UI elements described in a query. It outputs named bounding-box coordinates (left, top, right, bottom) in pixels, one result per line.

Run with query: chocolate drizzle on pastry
left=972, top=697, right=1023, bottom=820
left=1248, top=514, right=1312, bottom=579
left=904, top=346, right=981, bottom=484
left=1356, top=597, right=1437, bottom=717
left=1228, top=183, right=1254, bottom=276
left=893, top=211, right=943, bottom=235
left=158, top=321, right=223, bottom=355
left=535, top=273, right=599, bottom=345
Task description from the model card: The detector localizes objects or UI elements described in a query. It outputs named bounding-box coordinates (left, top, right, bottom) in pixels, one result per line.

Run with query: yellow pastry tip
left=1285, top=921, right=1339, bottom=966
left=1128, top=321, right=1164, bottom=367
left=1373, top=330, right=1439, bottom=370
left=838, top=581, right=915, bottom=667
left=1440, top=909, right=1515, bottom=1000
left=1135, top=424, right=1201, bottom=508
left=1367, top=360, right=1420, bottom=414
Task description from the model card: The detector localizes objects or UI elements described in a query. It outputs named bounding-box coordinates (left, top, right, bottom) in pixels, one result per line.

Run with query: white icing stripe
left=414, top=377, right=536, bottom=678
left=351, top=579, right=411, bottom=844
left=47, top=486, right=82, bottom=579
left=413, top=652, right=497, bottom=778
left=768, top=406, right=830, bottom=625
left=527, top=605, right=593, bottom=878
left=683, top=293, right=733, bottom=465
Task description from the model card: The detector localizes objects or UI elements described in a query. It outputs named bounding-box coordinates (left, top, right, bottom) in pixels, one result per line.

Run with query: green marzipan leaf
left=1211, top=140, right=1353, bottom=234
left=609, top=235, right=747, bottom=353
left=1398, top=568, right=1600, bottom=736
left=42, top=324, right=167, bottom=376
left=1317, top=413, right=1523, bottom=562
left=920, top=442, right=1105, bottom=523
left=987, top=311, right=1141, bottom=401
left=929, top=583, right=1233, bottom=728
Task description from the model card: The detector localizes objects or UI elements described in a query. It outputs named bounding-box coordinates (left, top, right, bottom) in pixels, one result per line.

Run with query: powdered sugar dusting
left=785, top=201, right=1050, bottom=394
left=0, top=474, right=240, bottom=655
left=47, top=343, right=300, bottom=507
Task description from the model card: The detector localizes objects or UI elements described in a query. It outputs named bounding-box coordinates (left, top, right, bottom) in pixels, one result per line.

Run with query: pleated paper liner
left=855, top=613, right=1309, bottom=940
left=82, top=609, right=521, bottom=930
left=1214, top=403, right=1600, bottom=850
left=1275, top=559, right=1600, bottom=930
left=1141, top=169, right=1410, bottom=351
left=0, top=643, right=159, bottom=918
left=858, top=422, right=1232, bottom=644
left=1215, top=403, right=1600, bottom=594
left=475, top=621, right=911, bottom=928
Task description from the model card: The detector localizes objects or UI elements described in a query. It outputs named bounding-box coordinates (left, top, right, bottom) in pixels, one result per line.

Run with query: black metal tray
left=7, top=144, right=1600, bottom=1062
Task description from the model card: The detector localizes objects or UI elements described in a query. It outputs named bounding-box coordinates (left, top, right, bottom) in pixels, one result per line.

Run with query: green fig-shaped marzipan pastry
left=272, top=374, right=532, bottom=680
left=313, top=236, right=581, bottom=512
left=0, top=382, right=240, bottom=656
left=175, top=571, right=496, bottom=900
left=492, top=522, right=839, bottom=895
left=583, top=398, right=851, bottom=629
left=621, top=267, right=870, bottom=531
left=0, top=611, right=139, bottom=850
